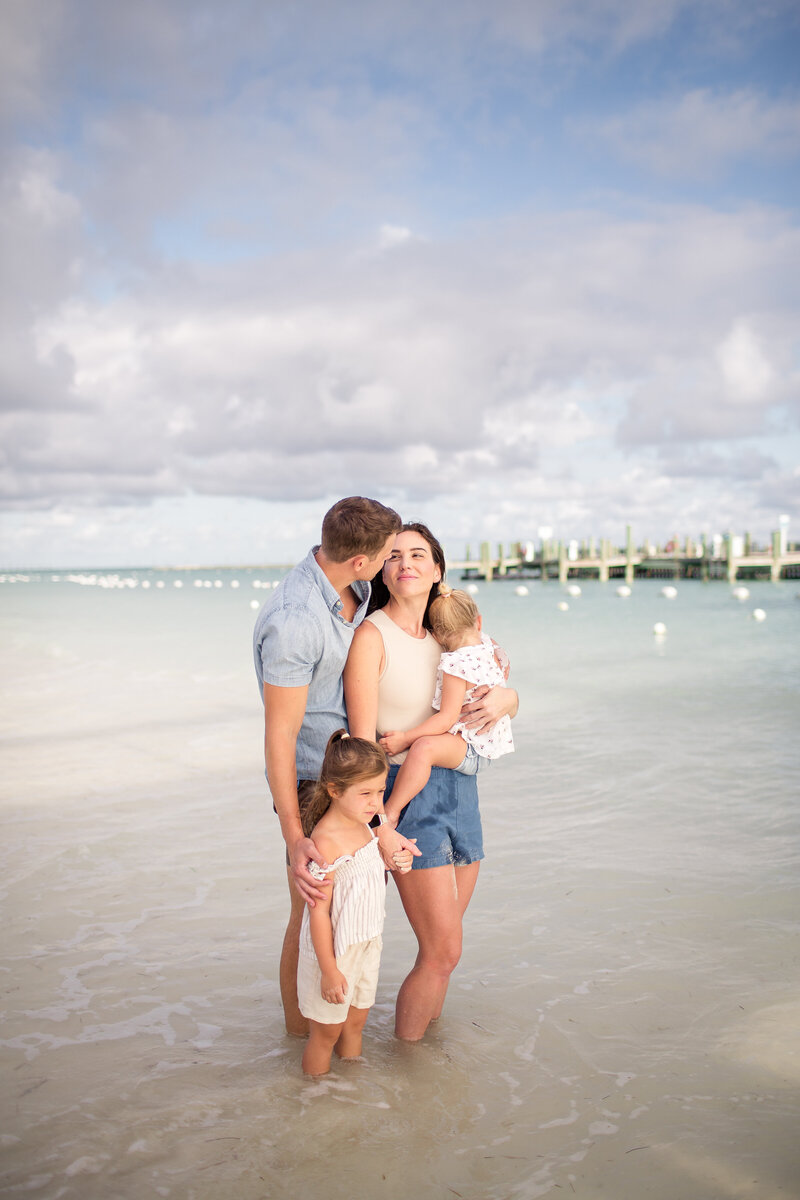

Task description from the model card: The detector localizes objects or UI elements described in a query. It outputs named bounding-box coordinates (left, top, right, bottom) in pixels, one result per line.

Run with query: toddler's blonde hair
left=428, top=585, right=480, bottom=651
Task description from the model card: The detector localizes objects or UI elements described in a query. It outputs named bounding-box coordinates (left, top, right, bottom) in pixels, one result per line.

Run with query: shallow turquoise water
left=1, top=571, right=798, bottom=1199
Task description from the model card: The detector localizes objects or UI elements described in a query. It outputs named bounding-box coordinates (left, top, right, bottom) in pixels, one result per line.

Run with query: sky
left=1, top=0, right=799, bottom=568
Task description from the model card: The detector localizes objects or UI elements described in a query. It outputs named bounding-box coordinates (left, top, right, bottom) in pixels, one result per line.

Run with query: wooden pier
left=450, top=527, right=800, bottom=584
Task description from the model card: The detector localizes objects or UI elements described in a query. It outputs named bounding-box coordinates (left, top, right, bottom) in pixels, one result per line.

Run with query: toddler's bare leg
left=302, top=1019, right=344, bottom=1076
left=388, top=733, right=466, bottom=817
left=335, top=1005, right=370, bottom=1060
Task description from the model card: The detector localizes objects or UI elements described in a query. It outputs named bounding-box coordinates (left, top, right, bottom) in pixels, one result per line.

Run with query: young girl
left=298, top=730, right=404, bottom=1077
left=379, top=585, right=514, bottom=828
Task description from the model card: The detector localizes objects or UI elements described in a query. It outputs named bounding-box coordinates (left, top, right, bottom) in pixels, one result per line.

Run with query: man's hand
left=289, top=836, right=331, bottom=906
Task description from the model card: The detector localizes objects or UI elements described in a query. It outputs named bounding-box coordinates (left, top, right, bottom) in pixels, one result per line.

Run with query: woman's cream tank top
left=366, top=608, right=442, bottom=764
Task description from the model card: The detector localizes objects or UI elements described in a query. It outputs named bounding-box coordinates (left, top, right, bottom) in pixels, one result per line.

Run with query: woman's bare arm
left=344, top=620, right=384, bottom=740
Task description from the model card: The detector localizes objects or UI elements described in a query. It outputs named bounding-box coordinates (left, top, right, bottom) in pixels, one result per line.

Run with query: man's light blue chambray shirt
left=253, top=547, right=371, bottom=779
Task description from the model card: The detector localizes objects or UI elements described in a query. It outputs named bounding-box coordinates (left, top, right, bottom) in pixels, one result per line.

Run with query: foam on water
left=1, top=571, right=798, bottom=1199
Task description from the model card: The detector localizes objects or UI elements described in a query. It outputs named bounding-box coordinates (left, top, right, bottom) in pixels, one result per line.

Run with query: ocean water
left=1, top=568, right=798, bottom=1200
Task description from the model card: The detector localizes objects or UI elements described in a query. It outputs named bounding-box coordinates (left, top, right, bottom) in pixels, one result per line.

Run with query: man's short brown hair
left=320, top=497, right=402, bottom=562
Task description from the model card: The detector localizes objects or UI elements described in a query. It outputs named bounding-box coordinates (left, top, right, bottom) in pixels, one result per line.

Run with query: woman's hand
left=390, top=841, right=417, bottom=873
left=376, top=824, right=420, bottom=873
left=379, top=730, right=409, bottom=756
left=460, top=684, right=518, bottom=735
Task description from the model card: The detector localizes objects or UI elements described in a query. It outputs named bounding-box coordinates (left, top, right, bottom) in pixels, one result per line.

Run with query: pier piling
left=454, top=528, right=799, bottom=583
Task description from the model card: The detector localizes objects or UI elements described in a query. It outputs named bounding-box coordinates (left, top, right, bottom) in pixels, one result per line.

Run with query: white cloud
left=585, top=88, right=800, bottom=180
left=378, top=224, right=415, bottom=250
left=715, top=321, right=775, bottom=404
left=1, top=0, right=798, bottom=564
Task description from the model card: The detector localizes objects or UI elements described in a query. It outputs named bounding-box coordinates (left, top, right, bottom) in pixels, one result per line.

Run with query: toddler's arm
left=492, top=640, right=511, bottom=680
left=307, top=870, right=348, bottom=1004
left=380, top=673, right=469, bottom=756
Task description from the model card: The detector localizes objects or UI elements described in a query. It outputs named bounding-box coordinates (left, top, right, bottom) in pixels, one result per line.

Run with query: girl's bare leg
left=393, top=860, right=480, bottom=1041
left=335, top=1005, right=370, bottom=1059
left=388, top=733, right=466, bottom=816
left=302, top=1018, right=345, bottom=1076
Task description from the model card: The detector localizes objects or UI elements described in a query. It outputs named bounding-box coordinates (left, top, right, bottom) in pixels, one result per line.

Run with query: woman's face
left=382, top=529, right=442, bottom=600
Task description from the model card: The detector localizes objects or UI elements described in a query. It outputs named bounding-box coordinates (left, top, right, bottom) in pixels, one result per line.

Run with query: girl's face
left=382, top=529, right=442, bottom=600
left=331, top=773, right=388, bottom=825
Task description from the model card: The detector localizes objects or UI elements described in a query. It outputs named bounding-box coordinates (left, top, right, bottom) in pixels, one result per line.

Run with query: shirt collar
left=303, top=546, right=370, bottom=619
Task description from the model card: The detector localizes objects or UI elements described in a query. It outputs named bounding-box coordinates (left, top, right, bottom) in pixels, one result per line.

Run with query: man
left=253, top=496, right=417, bottom=1034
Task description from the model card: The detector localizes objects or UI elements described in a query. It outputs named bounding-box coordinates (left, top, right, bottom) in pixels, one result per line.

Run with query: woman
left=344, top=523, right=518, bottom=1041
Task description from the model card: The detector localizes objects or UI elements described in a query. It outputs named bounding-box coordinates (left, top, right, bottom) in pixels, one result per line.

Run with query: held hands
left=379, top=730, right=409, bottom=756
left=321, top=968, right=348, bottom=1006
left=376, top=823, right=420, bottom=874
left=390, top=842, right=417, bottom=874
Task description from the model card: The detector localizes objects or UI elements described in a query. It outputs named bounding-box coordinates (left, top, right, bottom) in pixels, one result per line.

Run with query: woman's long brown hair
left=367, top=521, right=447, bottom=631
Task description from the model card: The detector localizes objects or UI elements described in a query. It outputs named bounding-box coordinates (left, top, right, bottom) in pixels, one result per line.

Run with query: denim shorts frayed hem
left=388, top=763, right=484, bottom=870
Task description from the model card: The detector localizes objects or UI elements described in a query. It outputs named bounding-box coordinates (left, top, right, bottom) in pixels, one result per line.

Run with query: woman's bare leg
left=393, top=860, right=481, bottom=1041
left=431, top=862, right=480, bottom=1019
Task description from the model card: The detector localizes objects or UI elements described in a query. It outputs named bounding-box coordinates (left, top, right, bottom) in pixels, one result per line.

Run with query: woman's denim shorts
left=388, top=764, right=484, bottom=869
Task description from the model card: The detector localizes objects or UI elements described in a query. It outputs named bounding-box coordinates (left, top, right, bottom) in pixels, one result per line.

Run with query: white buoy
left=514, top=585, right=529, bottom=596
left=558, top=601, right=569, bottom=611
left=230, top=580, right=240, bottom=588
left=466, top=583, right=479, bottom=595
left=660, top=586, right=678, bottom=599
left=250, top=600, right=260, bottom=610
left=653, top=622, right=667, bottom=636
left=752, top=608, right=766, bottom=622
left=616, top=585, right=631, bottom=597
left=566, top=584, right=582, bottom=597
left=732, top=586, right=750, bottom=601
left=173, top=579, right=183, bottom=588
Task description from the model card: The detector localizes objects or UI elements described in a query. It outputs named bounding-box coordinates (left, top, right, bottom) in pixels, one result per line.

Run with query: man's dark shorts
left=280, top=779, right=317, bottom=866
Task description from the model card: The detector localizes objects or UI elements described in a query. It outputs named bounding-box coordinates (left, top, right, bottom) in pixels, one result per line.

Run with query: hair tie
left=437, top=583, right=453, bottom=597
left=340, top=732, right=350, bottom=739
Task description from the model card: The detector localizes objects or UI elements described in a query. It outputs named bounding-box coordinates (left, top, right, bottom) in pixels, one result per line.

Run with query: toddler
left=379, top=585, right=513, bottom=826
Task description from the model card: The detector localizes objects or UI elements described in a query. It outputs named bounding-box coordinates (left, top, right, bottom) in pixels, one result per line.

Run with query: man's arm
left=263, top=681, right=329, bottom=905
